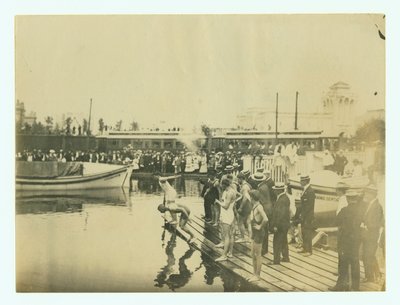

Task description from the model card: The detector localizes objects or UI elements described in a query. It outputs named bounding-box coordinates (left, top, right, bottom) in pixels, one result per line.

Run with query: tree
left=201, top=124, right=212, bottom=151
left=354, top=118, right=385, bottom=143
left=98, top=118, right=105, bottom=133
left=31, top=121, right=46, bottom=134
left=82, top=119, right=88, bottom=135
left=23, top=122, right=31, bottom=133
left=65, top=117, right=72, bottom=135
left=115, top=120, right=123, bottom=131
left=130, top=120, right=139, bottom=131
left=16, top=121, right=23, bottom=134
left=54, top=123, right=61, bottom=135
left=201, top=124, right=212, bottom=137
left=45, top=116, right=53, bottom=134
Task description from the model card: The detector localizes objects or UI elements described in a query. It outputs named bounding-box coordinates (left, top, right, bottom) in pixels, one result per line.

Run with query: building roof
left=329, top=81, right=350, bottom=90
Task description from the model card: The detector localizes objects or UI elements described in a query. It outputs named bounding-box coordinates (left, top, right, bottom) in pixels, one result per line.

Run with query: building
left=15, top=100, right=37, bottom=125
left=236, top=82, right=358, bottom=138
left=97, top=130, right=207, bottom=152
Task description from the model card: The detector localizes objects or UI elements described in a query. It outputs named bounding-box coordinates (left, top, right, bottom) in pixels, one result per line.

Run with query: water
left=16, top=178, right=261, bottom=292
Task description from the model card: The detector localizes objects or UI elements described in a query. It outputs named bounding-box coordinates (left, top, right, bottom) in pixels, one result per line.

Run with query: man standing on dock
left=200, top=169, right=219, bottom=224
left=270, top=183, right=291, bottom=264
left=298, top=175, right=315, bottom=256
left=360, top=185, right=384, bottom=283
left=330, top=190, right=363, bottom=291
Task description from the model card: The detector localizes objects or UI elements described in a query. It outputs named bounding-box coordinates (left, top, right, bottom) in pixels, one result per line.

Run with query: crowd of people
left=15, top=146, right=245, bottom=174
left=157, top=165, right=384, bottom=289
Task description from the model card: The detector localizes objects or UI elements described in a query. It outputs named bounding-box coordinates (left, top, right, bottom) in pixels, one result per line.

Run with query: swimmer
left=155, top=174, right=179, bottom=224
left=158, top=203, right=195, bottom=243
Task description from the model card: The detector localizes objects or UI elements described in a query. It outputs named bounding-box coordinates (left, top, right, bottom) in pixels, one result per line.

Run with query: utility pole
left=88, top=98, right=93, bottom=136
left=295, top=91, right=299, bottom=130
left=275, top=92, right=279, bottom=140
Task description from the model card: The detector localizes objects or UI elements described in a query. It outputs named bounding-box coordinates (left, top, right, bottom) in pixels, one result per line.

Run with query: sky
left=15, top=14, right=385, bottom=130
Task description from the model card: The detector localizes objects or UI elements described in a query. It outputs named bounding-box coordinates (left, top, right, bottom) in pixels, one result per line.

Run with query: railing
left=244, top=150, right=372, bottom=183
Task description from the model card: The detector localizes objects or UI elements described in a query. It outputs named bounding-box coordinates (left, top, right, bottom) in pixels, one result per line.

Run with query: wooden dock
left=168, top=214, right=384, bottom=292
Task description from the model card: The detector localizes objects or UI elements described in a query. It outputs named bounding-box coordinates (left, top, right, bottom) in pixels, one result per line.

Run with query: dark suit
left=258, top=180, right=274, bottom=255
left=336, top=201, right=363, bottom=290
left=272, top=192, right=291, bottom=263
left=300, top=185, right=316, bottom=253
left=265, top=177, right=276, bottom=202
left=201, top=179, right=219, bottom=221
left=361, top=199, right=384, bottom=281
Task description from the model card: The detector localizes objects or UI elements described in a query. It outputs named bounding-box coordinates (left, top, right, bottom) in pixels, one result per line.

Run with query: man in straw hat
left=263, top=169, right=276, bottom=203
left=298, top=174, right=316, bottom=256
left=270, top=183, right=291, bottom=264
left=360, top=184, right=384, bottom=283
left=329, top=189, right=363, bottom=291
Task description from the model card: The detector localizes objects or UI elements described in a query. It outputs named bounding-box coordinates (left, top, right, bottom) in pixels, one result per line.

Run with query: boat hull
left=16, top=165, right=133, bottom=191
left=288, top=170, right=370, bottom=227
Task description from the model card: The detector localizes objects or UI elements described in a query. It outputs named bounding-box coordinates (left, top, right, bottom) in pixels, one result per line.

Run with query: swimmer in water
left=158, top=203, right=195, bottom=243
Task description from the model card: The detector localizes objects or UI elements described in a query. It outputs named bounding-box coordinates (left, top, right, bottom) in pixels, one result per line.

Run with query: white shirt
left=302, top=183, right=311, bottom=196
left=336, top=195, right=348, bottom=215
left=353, top=165, right=363, bottom=177
left=322, top=154, right=334, bottom=166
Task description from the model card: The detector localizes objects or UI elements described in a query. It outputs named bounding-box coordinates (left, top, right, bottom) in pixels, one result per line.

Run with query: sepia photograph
left=14, top=14, right=386, bottom=293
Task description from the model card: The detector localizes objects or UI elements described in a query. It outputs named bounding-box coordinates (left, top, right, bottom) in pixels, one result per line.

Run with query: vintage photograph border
left=1, top=0, right=400, bottom=304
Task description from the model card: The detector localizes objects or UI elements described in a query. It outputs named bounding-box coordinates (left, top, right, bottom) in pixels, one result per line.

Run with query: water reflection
left=132, top=176, right=201, bottom=198
left=16, top=198, right=84, bottom=214
left=16, top=188, right=130, bottom=215
left=15, top=178, right=259, bottom=292
left=154, top=233, right=196, bottom=291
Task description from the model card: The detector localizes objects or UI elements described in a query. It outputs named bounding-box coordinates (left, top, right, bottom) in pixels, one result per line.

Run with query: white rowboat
left=16, top=162, right=133, bottom=191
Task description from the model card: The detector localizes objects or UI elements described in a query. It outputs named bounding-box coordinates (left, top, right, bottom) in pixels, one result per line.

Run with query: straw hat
left=364, top=184, right=378, bottom=193
left=336, top=182, right=350, bottom=190
left=345, top=189, right=361, bottom=197
left=251, top=172, right=266, bottom=182
left=272, top=182, right=286, bottom=190
left=225, top=165, right=234, bottom=171
left=240, top=169, right=251, bottom=179
left=300, top=174, right=310, bottom=181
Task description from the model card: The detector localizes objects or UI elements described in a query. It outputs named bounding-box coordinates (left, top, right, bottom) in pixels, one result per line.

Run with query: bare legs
left=250, top=241, right=262, bottom=281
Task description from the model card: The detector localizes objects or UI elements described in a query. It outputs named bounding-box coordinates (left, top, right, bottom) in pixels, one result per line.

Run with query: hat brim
left=251, top=175, right=266, bottom=182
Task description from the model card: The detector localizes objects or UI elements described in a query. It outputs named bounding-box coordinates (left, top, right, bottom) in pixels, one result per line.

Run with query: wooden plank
left=266, top=231, right=372, bottom=279
left=191, top=215, right=382, bottom=292
left=197, top=233, right=296, bottom=292
left=189, top=219, right=323, bottom=291
left=192, top=216, right=339, bottom=275
left=169, top=231, right=280, bottom=291
left=187, top=228, right=286, bottom=292
left=190, top=218, right=333, bottom=290
left=187, top=222, right=294, bottom=292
